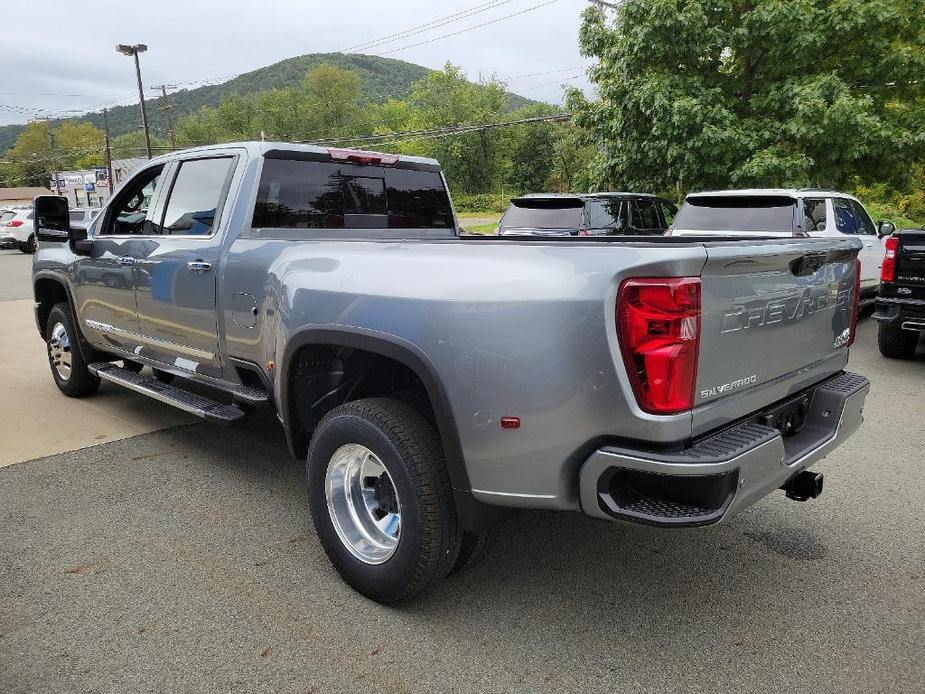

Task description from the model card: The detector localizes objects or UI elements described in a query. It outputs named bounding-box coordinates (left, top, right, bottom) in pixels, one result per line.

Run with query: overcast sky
left=0, top=0, right=594, bottom=127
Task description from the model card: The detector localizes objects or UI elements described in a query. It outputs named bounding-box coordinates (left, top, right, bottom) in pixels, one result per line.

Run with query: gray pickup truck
left=31, top=142, right=869, bottom=602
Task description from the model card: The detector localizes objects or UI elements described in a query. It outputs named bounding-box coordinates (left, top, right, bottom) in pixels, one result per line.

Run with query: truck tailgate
left=692, top=237, right=861, bottom=436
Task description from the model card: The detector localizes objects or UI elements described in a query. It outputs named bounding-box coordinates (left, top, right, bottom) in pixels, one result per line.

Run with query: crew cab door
left=132, top=154, right=238, bottom=378
left=74, top=163, right=167, bottom=353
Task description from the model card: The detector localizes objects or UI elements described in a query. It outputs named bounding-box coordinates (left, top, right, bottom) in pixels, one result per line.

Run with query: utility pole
left=103, top=108, right=115, bottom=195
left=46, top=119, right=60, bottom=195
left=152, top=84, right=177, bottom=149
left=116, top=43, right=152, bottom=159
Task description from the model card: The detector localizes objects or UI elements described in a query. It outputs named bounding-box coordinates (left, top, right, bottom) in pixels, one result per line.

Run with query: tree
left=401, top=63, right=509, bottom=193
left=567, top=0, right=925, bottom=196
left=0, top=120, right=106, bottom=187
left=303, top=63, right=363, bottom=136
left=111, top=131, right=168, bottom=159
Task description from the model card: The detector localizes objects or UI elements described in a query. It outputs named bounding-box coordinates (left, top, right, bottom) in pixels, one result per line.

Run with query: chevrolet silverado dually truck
left=31, top=142, right=870, bottom=603
left=874, top=228, right=925, bottom=358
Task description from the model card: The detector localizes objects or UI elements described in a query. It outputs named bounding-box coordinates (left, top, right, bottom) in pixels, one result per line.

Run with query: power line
left=345, top=0, right=515, bottom=52
left=378, top=0, right=560, bottom=56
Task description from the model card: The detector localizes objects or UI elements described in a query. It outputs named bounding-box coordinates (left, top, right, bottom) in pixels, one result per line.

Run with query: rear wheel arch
left=279, top=327, right=471, bottom=494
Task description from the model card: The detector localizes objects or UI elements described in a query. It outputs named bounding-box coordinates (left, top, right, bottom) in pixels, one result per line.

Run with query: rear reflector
left=849, top=258, right=860, bottom=347
left=881, top=235, right=898, bottom=282
left=617, top=277, right=701, bottom=414
left=327, top=148, right=399, bottom=166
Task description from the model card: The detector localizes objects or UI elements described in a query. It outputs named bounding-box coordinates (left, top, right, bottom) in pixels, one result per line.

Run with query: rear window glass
left=0, top=211, right=15, bottom=223
left=674, top=196, right=796, bottom=232
left=586, top=200, right=623, bottom=230
left=631, top=199, right=661, bottom=230
left=502, top=203, right=583, bottom=230
left=252, top=158, right=453, bottom=230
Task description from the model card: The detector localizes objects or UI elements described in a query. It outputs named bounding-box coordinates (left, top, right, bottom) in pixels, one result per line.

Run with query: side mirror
left=34, top=195, right=71, bottom=241
left=878, top=220, right=896, bottom=238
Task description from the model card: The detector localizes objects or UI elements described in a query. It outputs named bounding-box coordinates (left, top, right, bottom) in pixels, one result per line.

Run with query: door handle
left=186, top=261, right=212, bottom=273
left=116, top=256, right=135, bottom=267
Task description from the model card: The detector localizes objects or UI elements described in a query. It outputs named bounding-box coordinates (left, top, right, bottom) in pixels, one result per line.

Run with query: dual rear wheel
left=307, top=398, right=491, bottom=603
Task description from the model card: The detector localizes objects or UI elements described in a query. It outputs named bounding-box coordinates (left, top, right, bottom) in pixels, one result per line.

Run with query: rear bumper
left=873, top=298, right=925, bottom=330
left=0, top=234, right=17, bottom=249
left=578, top=371, right=869, bottom=527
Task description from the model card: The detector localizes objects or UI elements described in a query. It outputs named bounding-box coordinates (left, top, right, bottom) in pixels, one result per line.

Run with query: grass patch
left=462, top=222, right=498, bottom=234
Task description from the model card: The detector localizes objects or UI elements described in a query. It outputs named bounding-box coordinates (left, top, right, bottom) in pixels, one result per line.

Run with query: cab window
left=803, top=198, right=827, bottom=232
left=160, top=157, right=234, bottom=235
left=101, top=165, right=164, bottom=236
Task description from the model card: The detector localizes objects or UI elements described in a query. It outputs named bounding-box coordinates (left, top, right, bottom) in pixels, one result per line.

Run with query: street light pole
left=116, top=43, right=152, bottom=159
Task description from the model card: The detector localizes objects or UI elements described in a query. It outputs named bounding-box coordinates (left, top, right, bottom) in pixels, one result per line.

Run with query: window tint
left=501, top=203, right=583, bottom=230
left=161, top=157, right=233, bottom=235
left=850, top=199, right=875, bottom=235
left=803, top=198, right=827, bottom=232
left=631, top=199, right=661, bottom=230
left=673, top=196, right=796, bottom=232
left=102, top=165, right=164, bottom=236
left=833, top=198, right=859, bottom=234
left=586, top=200, right=624, bottom=230
left=252, top=158, right=454, bottom=230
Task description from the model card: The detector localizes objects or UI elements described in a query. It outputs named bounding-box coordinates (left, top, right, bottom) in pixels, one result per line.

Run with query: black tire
left=45, top=303, right=100, bottom=397
left=307, top=398, right=462, bottom=603
left=152, top=368, right=174, bottom=383
left=19, top=234, right=36, bottom=254
left=878, top=324, right=919, bottom=359
left=448, top=529, right=493, bottom=576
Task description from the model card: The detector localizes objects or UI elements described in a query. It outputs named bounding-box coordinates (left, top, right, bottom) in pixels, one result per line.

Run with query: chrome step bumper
left=578, top=372, right=870, bottom=527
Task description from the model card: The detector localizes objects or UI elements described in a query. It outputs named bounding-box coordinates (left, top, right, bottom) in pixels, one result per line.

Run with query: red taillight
left=849, top=258, right=861, bottom=347
left=881, top=235, right=898, bottom=282
left=6, top=219, right=23, bottom=227
left=327, top=148, right=399, bottom=166
left=617, top=277, right=701, bottom=414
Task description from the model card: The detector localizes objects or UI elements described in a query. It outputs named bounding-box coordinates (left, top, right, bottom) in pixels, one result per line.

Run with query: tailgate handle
left=790, top=253, right=826, bottom=277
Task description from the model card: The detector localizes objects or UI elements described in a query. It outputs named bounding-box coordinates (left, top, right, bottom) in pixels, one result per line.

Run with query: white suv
left=0, top=207, right=36, bottom=253
left=669, top=189, right=893, bottom=306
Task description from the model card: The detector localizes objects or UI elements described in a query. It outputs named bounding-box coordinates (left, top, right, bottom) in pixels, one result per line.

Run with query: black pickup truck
left=874, top=228, right=925, bottom=358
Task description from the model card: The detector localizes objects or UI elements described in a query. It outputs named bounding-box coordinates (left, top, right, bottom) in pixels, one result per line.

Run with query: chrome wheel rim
left=48, top=322, right=72, bottom=381
left=325, top=444, right=401, bottom=565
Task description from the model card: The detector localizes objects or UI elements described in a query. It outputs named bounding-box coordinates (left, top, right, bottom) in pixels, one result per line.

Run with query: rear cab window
left=252, top=156, right=454, bottom=230
left=500, top=198, right=584, bottom=232
left=674, top=195, right=797, bottom=233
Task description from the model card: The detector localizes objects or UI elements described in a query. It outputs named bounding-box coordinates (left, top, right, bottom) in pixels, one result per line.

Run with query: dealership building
left=51, top=157, right=146, bottom=207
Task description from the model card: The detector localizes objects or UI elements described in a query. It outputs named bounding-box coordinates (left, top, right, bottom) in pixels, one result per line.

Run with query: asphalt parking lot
left=1, top=248, right=923, bottom=693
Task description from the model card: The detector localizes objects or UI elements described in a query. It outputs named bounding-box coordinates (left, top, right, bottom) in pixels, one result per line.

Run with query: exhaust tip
left=782, top=471, right=824, bottom=502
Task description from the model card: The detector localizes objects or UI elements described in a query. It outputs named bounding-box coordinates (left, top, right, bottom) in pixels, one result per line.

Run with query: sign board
left=84, top=182, right=96, bottom=192
left=94, top=168, right=110, bottom=188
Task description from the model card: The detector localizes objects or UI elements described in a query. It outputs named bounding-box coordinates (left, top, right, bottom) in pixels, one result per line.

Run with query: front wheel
left=46, top=303, right=100, bottom=397
left=878, top=324, right=919, bottom=359
left=307, top=398, right=462, bottom=603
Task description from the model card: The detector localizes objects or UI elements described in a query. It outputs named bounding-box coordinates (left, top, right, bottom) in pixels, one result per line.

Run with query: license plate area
left=751, top=392, right=813, bottom=439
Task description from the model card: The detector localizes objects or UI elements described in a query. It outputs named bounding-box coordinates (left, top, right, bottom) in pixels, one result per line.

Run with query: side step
left=89, top=362, right=246, bottom=425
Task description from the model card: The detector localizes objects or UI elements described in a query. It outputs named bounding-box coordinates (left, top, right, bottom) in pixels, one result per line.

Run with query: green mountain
left=0, top=53, right=535, bottom=154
